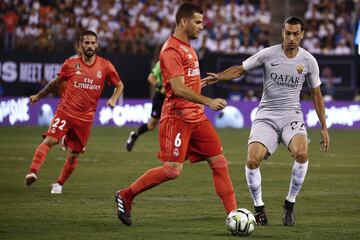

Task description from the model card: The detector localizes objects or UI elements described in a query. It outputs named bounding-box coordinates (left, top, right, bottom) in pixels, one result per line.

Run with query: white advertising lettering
left=306, top=105, right=360, bottom=127
left=44, top=63, right=61, bottom=81
left=0, top=98, right=30, bottom=125
left=20, top=62, right=42, bottom=82
left=98, top=103, right=152, bottom=126
left=0, top=61, right=17, bottom=82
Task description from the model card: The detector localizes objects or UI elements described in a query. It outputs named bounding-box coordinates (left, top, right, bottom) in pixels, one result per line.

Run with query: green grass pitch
left=0, top=126, right=359, bottom=239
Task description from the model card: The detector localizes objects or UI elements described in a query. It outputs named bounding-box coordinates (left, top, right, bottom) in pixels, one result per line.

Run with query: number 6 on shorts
left=174, top=133, right=182, bottom=147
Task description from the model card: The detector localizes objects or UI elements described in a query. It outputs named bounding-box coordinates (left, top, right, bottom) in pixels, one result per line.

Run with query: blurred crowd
left=0, top=0, right=270, bottom=54
left=1, top=0, right=359, bottom=56
left=302, top=0, right=356, bottom=55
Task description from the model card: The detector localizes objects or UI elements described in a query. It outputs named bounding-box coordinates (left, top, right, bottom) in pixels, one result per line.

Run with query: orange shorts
left=45, top=111, right=92, bottom=153
left=157, top=118, right=222, bottom=163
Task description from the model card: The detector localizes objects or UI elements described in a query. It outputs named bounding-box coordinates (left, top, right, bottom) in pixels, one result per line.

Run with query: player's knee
left=246, top=153, right=262, bottom=169
left=292, top=150, right=308, bottom=163
left=209, top=155, right=228, bottom=169
left=147, top=119, right=158, bottom=130
left=163, top=164, right=182, bottom=179
left=147, top=123, right=156, bottom=131
left=43, top=137, right=58, bottom=147
left=68, top=151, right=79, bottom=164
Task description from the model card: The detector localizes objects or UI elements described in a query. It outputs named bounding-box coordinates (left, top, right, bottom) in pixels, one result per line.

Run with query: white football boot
left=50, top=183, right=63, bottom=194
left=25, top=173, right=38, bottom=187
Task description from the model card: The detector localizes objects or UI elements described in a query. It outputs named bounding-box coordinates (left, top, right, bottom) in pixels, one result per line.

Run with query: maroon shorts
left=45, top=111, right=92, bottom=153
left=157, top=118, right=222, bottom=163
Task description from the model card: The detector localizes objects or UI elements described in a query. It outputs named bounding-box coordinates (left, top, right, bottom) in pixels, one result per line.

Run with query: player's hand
left=160, top=87, right=165, bottom=94
left=201, top=73, right=220, bottom=88
left=208, top=98, right=227, bottom=111
left=106, top=98, right=116, bottom=108
left=29, top=94, right=40, bottom=105
left=319, top=128, right=330, bottom=152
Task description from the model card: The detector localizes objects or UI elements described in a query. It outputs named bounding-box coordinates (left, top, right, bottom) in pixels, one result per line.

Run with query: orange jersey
left=159, top=35, right=206, bottom=123
left=57, top=55, right=122, bottom=122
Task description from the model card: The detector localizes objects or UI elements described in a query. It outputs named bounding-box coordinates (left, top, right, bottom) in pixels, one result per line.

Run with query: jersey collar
left=171, top=35, right=191, bottom=47
left=80, top=55, right=98, bottom=67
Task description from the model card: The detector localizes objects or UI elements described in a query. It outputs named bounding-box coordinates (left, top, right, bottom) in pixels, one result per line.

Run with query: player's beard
left=83, top=48, right=95, bottom=59
left=187, top=28, right=199, bottom=40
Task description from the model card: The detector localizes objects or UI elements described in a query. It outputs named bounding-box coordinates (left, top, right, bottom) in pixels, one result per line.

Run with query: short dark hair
left=283, top=16, right=304, bottom=31
left=175, top=2, right=203, bottom=24
left=80, top=30, right=97, bottom=41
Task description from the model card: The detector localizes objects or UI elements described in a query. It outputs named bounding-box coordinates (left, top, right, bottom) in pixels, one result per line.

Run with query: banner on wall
left=1, top=97, right=360, bottom=129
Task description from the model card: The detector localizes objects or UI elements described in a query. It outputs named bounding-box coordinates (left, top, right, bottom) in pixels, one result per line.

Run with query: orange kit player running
left=115, top=2, right=237, bottom=226
left=25, top=30, right=124, bottom=194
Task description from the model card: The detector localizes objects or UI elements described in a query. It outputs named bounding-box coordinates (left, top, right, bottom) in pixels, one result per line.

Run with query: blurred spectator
left=0, top=0, right=271, bottom=55
left=2, top=5, right=18, bottom=51
left=303, top=0, right=354, bottom=55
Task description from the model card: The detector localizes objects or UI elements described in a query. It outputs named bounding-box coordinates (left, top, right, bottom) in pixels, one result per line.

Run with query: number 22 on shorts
left=51, top=118, right=66, bottom=131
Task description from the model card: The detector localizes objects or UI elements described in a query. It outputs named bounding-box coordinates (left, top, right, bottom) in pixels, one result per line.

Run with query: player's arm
left=310, top=86, right=330, bottom=152
left=107, top=81, right=124, bottom=108
left=29, top=77, right=62, bottom=104
left=170, top=76, right=226, bottom=111
left=201, top=65, right=246, bottom=87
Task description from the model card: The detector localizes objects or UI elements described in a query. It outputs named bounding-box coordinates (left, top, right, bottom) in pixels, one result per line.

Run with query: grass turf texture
left=0, top=126, right=359, bottom=240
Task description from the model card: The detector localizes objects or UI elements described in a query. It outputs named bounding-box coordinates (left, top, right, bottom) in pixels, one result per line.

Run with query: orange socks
left=30, top=143, right=51, bottom=173
left=210, top=155, right=237, bottom=214
left=125, top=164, right=181, bottom=201
left=56, top=156, right=79, bottom=185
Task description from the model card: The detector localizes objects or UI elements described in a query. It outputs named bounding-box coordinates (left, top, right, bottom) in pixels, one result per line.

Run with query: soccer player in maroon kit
left=25, top=30, right=124, bottom=194
left=115, top=3, right=237, bottom=226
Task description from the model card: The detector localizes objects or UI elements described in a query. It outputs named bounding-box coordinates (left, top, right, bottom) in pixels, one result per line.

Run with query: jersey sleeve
left=161, top=48, right=184, bottom=80
left=57, top=59, right=72, bottom=82
left=242, top=48, right=267, bottom=72
left=306, top=55, right=321, bottom=88
left=106, top=61, right=122, bottom=85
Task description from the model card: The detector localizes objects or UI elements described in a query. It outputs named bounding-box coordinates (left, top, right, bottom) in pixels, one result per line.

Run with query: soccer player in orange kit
left=25, top=30, right=124, bottom=194
left=115, top=2, right=237, bottom=226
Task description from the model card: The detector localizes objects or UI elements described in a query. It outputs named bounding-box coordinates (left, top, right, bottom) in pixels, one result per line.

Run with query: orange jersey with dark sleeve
left=159, top=35, right=206, bottom=123
left=57, top=55, right=122, bottom=122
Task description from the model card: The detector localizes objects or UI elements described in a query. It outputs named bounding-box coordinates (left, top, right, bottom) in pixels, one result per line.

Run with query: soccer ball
left=226, top=208, right=256, bottom=236
left=214, top=106, right=244, bottom=128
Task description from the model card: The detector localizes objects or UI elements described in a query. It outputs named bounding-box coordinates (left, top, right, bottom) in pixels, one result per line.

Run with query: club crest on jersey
left=296, top=64, right=304, bottom=74
left=97, top=70, right=102, bottom=79
left=75, top=63, right=81, bottom=75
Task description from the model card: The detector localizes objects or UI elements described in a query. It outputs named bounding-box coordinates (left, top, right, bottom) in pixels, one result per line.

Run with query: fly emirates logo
left=74, top=77, right=101, bottom=91
left=187, top=68, right=200, bottom=77
left=187, top=61, right=200, bottom=77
